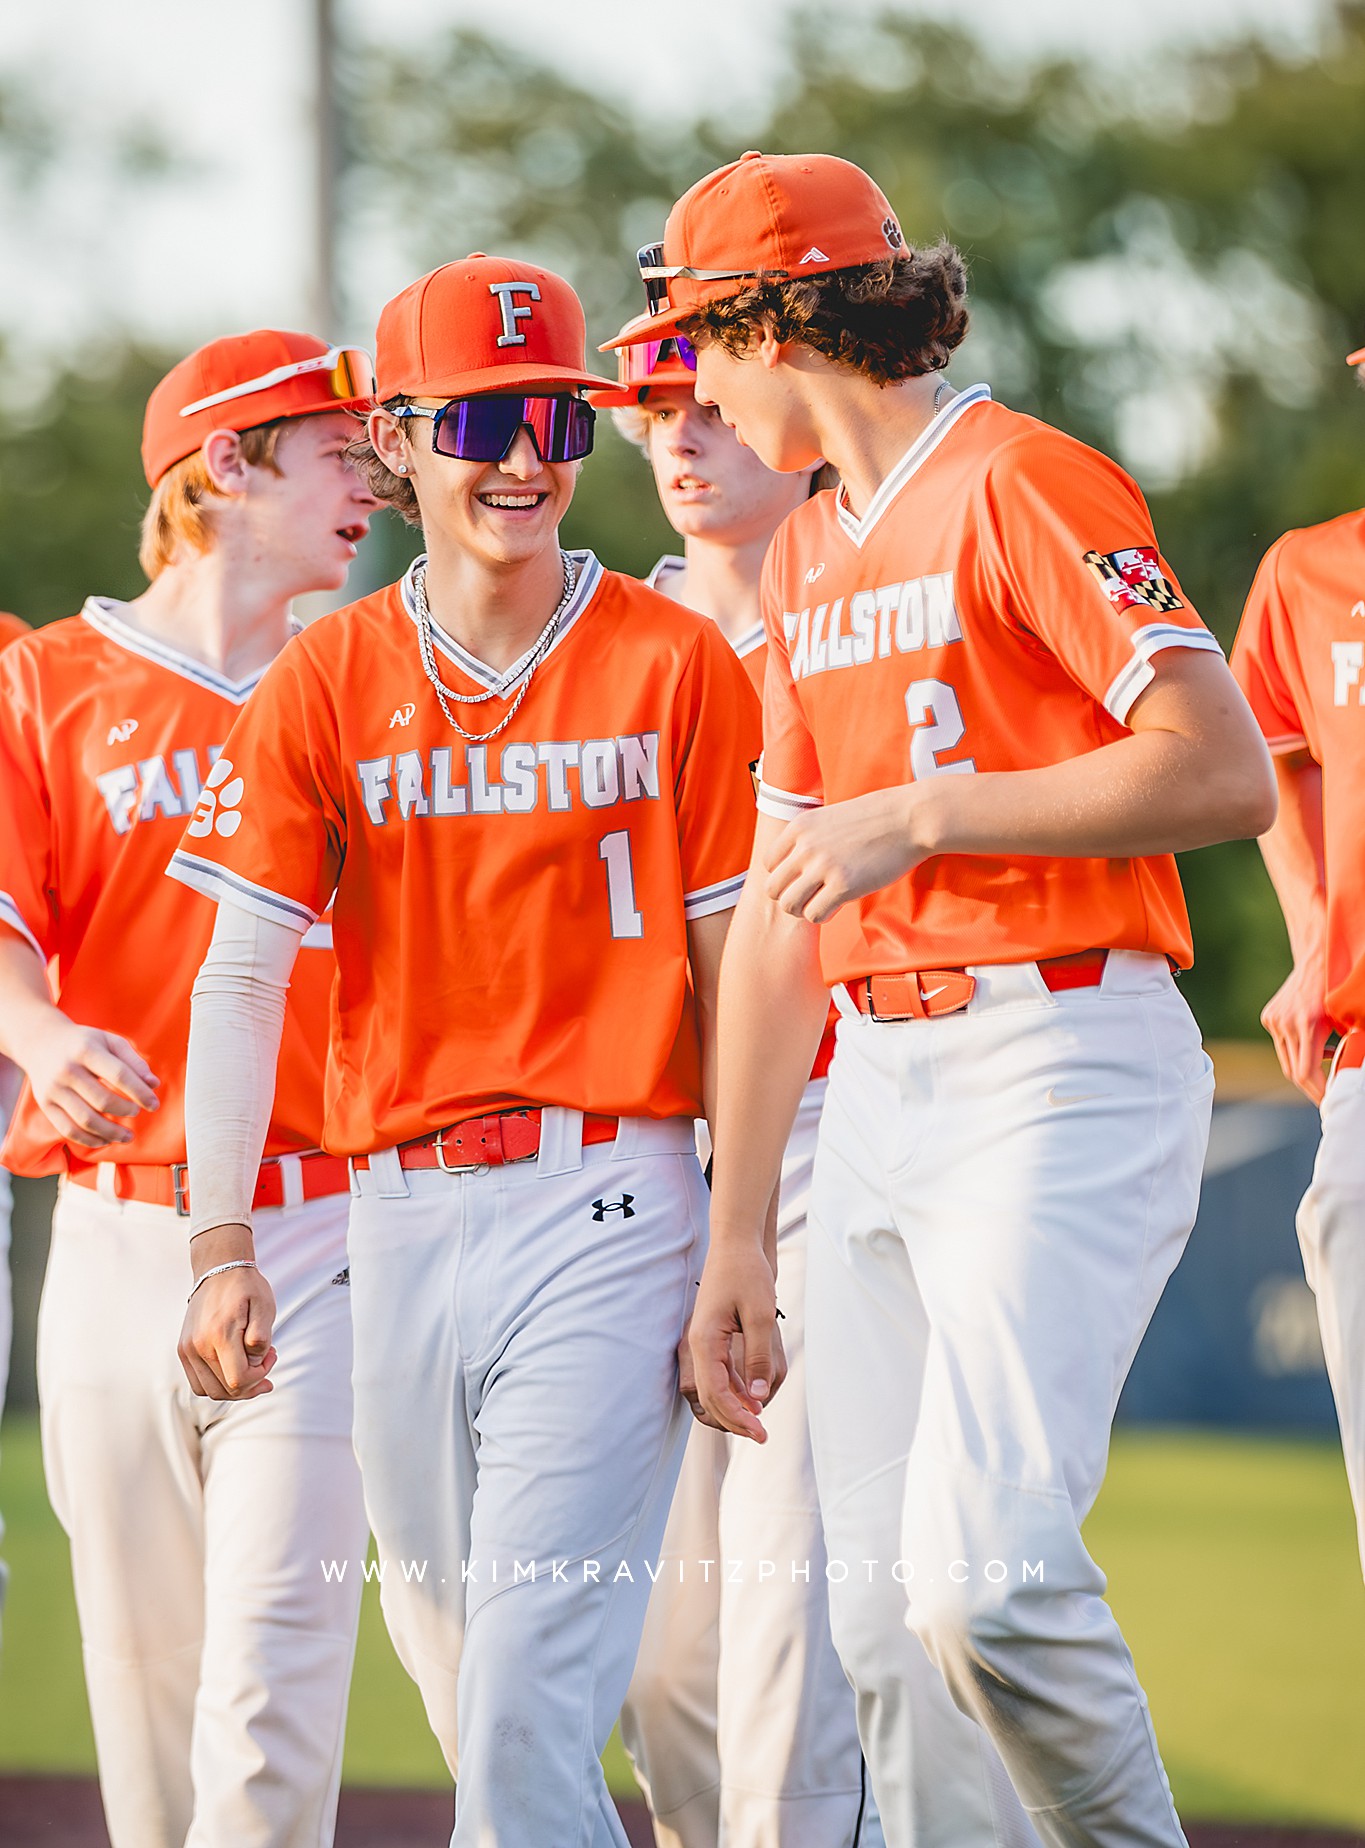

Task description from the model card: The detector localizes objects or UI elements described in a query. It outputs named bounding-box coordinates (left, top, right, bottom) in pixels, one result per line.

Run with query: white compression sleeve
left=185, top=900, right=306, bottom=1239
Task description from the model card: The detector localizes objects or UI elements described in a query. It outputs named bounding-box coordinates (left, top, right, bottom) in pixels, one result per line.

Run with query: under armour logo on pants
left=592, top=1196, right=635, bottom=1221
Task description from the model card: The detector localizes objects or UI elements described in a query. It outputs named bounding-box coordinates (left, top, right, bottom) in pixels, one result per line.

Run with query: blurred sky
left=0, top=0, right=1329, bottom=367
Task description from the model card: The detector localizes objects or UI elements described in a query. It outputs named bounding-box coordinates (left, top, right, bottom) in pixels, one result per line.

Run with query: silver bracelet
left=187, top=1258, right=258, bottom=1302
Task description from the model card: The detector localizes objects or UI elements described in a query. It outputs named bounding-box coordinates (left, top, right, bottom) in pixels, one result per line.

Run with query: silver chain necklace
left=412, top=550, right=576, bottom=743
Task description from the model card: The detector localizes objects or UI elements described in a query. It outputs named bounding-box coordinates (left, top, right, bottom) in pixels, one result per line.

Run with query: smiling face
left=371, top=398, right=579, bottom=572
left=241, top=410, right=380, bottom=594
left=689, top=336, right=824, bottom=477
left=639, top=387, right=811, bottom=545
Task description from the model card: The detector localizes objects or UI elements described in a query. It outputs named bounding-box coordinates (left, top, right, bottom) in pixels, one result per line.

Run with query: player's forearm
left=1257, top=753, right=1327, bottom=969
left=185, top=901, right=301, bottom=1254
left=0, top=930, right=61, bottom=1068
left=710, top=853, right=827, bottom=1251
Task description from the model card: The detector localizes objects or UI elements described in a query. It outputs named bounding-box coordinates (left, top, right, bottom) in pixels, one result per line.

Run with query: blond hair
left=138, top=420, right=288, bottom=580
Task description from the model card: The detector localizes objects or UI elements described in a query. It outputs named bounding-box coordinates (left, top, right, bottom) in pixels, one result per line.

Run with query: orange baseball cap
left=141, top=330, right=374, bottom=487
left=1349, top=345, right=1365, bottom=368
left=375, top=254, right=614, bottom=401
left=602, top=151, right=906, bottom=349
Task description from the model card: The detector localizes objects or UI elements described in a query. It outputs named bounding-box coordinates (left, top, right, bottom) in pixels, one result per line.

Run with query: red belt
left=352, top=1109, right=620, bottom=1173
left=1336, top=1028, right=1365, bottom=1071
left=847, top=949, right=1111, bottom=1023
left=67, top=1149, right=351, bottom=1218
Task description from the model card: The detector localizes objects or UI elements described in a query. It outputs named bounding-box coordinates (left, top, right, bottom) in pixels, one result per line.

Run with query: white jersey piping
left=1103, top=622, right=1224, bottom=725
left=0, top=891, right=45, bottom=961
left=167, top=850, right=319, bottom=930
left=81, top=599, right=271, bottom=704
left=400, top=549, right=603, bottom=693
left=835, top=383, right=992, bottom=550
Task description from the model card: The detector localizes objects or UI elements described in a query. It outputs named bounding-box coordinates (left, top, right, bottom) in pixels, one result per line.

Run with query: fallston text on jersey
left=784, top=571, right=963, bottom=683
left=355, top=732, right=662, bottom=823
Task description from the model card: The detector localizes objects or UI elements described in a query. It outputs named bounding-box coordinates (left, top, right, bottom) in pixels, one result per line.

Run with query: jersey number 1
left=599, top=830, right=643, bottom=939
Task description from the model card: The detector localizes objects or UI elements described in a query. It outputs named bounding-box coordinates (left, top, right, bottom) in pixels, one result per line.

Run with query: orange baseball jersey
left=0, top=602, right=335, bottom=1176
left=0, top=612, right=30, bottom=651
left=1231, top=510, right=1365, bottom=1032
left=648, top=552, right=837, bottom=1076
left=168, top=552, right=761, bottom=1155
left=757, top=385, right=1223, bottom=984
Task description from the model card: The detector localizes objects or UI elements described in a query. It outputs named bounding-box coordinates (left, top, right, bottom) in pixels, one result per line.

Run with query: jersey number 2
left=905, top=679, right=976, bottom=779
left=599, top=830, right=643, bottom=939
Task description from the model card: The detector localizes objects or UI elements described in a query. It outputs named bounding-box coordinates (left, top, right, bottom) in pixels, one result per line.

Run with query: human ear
left=368, top=408, right=409, bottom=475
left=200, top=428, right=252, bottom=497
left=757, top=326, right=786, bottom=372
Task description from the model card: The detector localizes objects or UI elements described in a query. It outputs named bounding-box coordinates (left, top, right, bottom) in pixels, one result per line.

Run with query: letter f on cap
left=490, top=281, right=541, bottom=348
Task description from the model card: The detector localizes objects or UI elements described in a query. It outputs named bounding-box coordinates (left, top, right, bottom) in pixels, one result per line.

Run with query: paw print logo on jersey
left=187, top=757, right=246, bottom=839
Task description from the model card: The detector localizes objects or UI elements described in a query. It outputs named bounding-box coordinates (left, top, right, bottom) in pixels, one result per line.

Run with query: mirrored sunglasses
left=618, top=336, right=698, bottom=389
left=394, top=394, right=596, bottom=464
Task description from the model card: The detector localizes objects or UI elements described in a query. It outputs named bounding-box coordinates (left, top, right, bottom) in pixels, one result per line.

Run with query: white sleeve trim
left=756, top=780, right=823, bottom=822
left=683, top=872, right=747, bottom=920
left=1103, top=624, right=1225, bottom=726
left=1265, top=732, right=1309, bottom=756
left=0, top=892, right=45, bottom=962
left=167, top=850, right=319, bottom=930
left=185, top=901, right=305, bottom=1238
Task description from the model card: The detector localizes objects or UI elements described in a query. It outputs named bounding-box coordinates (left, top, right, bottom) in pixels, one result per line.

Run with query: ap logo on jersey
left=186, top=756, right=246, bottom=839
left=1082, top=546, right=1184, bottom=616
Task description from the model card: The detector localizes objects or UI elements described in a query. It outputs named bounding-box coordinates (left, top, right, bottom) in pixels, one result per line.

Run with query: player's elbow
left=1201, top=734, right=1278, bottom=843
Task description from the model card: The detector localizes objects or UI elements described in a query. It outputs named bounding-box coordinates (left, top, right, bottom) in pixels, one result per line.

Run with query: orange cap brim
left=1348, top=347, right=1365, bottom=368
left=388, top=360, right=615, bottom=400
left=600, top=307, right=692, bottom=352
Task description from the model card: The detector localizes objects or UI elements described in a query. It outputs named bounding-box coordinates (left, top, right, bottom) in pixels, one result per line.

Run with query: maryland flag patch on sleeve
left=1082, top=546, right=1184, bottom=615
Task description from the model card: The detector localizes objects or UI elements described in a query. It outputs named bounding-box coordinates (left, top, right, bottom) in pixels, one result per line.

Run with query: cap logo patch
left=883, top=216, right=904, bottom=251
left=798, top=246, right=830, bottom=265
left=1083, top=546, right=1184, bottom=615
left=489, top=280, right=541, bottom=348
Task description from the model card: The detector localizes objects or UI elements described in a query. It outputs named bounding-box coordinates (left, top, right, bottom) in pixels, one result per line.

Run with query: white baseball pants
left=621, top=1081, right=884, bottom=1848
left=1297, top=1061, right=1365, bottom=1578
left=345, top=1114, right=707, bottom=1848
left=37, top=1179, right=368, bottom=1848
left=806, top=952, right=1214, bottom=1848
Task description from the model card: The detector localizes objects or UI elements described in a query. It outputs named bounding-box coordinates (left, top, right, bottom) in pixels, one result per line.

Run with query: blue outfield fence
left=1118, top=1098, right=1337, bottom=1432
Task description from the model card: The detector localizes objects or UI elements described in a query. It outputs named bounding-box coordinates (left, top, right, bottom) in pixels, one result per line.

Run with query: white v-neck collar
left=81, top=598, right=270, bottom=704
left=835, top=383, right=992, bottom=550
left=400, top=549, right=603, bottom=692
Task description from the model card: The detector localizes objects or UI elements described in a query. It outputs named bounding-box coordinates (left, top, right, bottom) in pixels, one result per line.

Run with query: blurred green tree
left=10, top=7, right=1365, bottom=1031
left=0, top=347, right=166, bottom=621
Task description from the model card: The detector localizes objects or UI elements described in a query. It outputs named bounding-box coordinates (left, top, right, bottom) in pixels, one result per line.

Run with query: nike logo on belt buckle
left=862, top=969, right=977, bottom=1021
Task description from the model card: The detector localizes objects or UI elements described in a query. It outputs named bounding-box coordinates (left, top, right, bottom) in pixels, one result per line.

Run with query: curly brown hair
left=346, top=398, right=423, bottom=528
left=679, top=244, right=969, bottom=386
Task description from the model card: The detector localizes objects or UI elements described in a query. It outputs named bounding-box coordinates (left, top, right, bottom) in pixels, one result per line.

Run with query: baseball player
left=168, top=255, right=762, bottom=1848
left=0, top=607, right=27, bottom=1645
left=0, top=335, right=378, bottom=1847
left=1230, top=341, right=1365, bottom=1581
left=610, top=151, right=1277, bottom=1848
left=592, top=336, right=881, bottom=1847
